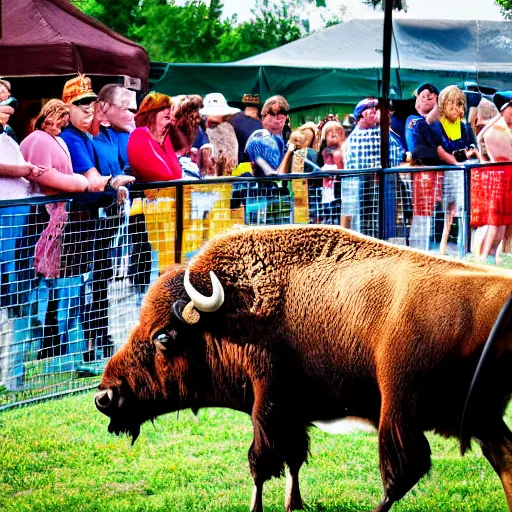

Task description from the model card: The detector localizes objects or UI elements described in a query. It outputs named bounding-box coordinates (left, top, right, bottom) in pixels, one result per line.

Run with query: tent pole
left=380, top=0, right=393, bottom=168
left=378, top=0, right=394, bottom=240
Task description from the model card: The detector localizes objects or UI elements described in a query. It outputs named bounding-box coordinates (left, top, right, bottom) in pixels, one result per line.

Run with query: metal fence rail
left=1, top=163, right=510, bottom=409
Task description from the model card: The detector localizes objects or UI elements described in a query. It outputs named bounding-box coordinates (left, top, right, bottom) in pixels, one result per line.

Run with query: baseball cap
left=493, top=91, right=512, bottom=112
left=353, top=98, right=379, bottom=119
left=62, top=74, right=97, bottom=105
left=414, top=83, right=439, bottom=97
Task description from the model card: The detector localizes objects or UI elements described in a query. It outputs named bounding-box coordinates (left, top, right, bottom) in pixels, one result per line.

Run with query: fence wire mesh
left=0, top=165, right=506, bottom=408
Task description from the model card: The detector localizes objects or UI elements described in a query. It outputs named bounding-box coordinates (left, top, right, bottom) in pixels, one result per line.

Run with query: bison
left=95, top=225, right=512, bottom=512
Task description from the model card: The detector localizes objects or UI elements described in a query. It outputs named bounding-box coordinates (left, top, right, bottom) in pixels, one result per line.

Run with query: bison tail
left=460, top=292, right=512, bottom=455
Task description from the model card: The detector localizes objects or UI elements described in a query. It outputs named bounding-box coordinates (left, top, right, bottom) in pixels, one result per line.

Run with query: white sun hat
left=199, top=93, right=240, bottom=116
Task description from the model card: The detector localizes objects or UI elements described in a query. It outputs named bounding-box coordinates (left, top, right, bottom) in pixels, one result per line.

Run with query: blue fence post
left=378, top=169, right=386, bottom=241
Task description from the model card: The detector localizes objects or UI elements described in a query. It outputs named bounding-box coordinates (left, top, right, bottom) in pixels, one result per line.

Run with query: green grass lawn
left=0, top=391, right=509, bottom=511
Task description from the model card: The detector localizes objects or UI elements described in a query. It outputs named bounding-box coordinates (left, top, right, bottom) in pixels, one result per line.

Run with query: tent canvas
left=151, top=19, right=512, bottom=110
left=0, top=0, right=149, bottom=89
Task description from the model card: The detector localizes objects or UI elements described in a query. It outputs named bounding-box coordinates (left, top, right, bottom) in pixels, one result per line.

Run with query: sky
left=218, top=0, right=505, bottom=27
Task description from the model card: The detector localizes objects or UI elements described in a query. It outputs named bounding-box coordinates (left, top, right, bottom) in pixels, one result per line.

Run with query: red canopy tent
left=0, top=0, right=149, bottom=89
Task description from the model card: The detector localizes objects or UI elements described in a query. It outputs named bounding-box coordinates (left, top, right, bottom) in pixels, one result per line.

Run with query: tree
left=216, top=1, right=304, bottom=62
left=126, top=0, right=315, bottom=63
left=132, top=0, right=232, bottom=62
left=495, top=0, right=512, bottom=19
left=70, top=0, right=104, bottom=20
left=70, top=0, right=347, bottom=63
left=71, top=0, right=145, bottom=39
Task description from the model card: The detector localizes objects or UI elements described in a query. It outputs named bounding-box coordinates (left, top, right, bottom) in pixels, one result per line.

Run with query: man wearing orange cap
left=60, top=74, right=134, bottom=361
left=60, top=74, right=134, bottom=192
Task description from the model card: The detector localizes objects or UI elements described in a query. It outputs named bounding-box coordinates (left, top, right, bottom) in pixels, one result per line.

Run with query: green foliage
left=71, top=0, right=141, bottom=38
left=0, top=392, right=511, bottom=511
left=69, top=0, right=104, bottom=19
left=131, top=0, right=233, bottom=63
left=70, top=0, right=342, bottom=63
left=495, top=0, right=512, bottom=19
left=135, top=0, right=308, bottom=63
left=216, top=1, right=304, bottom=62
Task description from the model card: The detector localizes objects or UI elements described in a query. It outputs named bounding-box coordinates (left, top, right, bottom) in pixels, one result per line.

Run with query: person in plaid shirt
left=344, top=98, right=404, bottom=237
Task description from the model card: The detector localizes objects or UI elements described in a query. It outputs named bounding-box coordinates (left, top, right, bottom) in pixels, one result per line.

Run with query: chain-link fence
left=1, top=163, right=510, bottom=409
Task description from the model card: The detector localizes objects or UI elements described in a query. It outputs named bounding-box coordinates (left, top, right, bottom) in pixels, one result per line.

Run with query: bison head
left=95, top=265, right=224, bottom=443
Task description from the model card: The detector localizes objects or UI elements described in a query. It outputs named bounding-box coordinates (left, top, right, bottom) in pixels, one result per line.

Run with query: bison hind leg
left=475, top=419, right=512, bottom=511
left=376, top=419, right=432, bottom=511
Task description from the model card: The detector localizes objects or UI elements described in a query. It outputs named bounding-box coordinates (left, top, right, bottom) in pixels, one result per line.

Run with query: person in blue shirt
left=60, top=75, right=135, bottom=361
left=426, top=85, right=479, bottom=255
left=95, top=83, right=138, bottom=172
left=60, top=76, right=134, bottom=192
left=405, top=83, right=440, bottom=164
left=96, top=83, right=153, bottom=303
left=261, top=95, right=290, bottom=163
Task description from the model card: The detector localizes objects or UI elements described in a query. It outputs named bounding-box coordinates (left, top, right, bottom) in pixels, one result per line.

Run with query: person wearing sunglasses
left=261, top=95, right=290, bottom=160
left=59, top=75, right=134, bottom=362
left=60, top=75, right=134, bottom=193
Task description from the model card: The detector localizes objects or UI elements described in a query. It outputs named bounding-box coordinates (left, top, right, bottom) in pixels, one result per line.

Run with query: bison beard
left=96, top=225, right=512, bottom=512
left=107, top=420, right=140, bottom=445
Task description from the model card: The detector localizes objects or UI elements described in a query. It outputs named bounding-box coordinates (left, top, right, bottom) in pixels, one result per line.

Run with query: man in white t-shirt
left=0, top=130, right=46, bottom=200
left=0, top=129, right=47, bottom=320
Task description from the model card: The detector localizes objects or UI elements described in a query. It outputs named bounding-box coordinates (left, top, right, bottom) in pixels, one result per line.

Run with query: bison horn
left=183, top=269, right=224, bottom=313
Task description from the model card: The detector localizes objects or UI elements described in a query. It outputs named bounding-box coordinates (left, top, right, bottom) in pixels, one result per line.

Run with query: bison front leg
left=250, top=481, right=263, bottom=512
left=283, top=427, right=309, bottom=511
left=248, top=381, right=286, bottom=512
left=285, top=464, right=303, bottom=512
left=249, top=424, right=307, bottom=512
left=476, top=419, right=512, bottom=511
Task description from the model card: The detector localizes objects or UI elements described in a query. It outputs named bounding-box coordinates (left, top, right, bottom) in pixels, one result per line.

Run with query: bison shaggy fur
left=96, top=225, right=512, bottom=512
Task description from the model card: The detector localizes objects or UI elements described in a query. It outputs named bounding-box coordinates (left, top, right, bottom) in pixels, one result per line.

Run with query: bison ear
left=172, top=299, right=187, bottom=322
left=172, top=299, right=200, bottom=325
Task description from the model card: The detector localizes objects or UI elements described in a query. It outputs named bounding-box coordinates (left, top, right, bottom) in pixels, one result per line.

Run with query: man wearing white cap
left=199, top=93, right=240, bottom=176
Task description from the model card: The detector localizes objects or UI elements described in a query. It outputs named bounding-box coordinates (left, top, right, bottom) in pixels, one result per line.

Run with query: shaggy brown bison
left=95, top=225, right=512, bottom=512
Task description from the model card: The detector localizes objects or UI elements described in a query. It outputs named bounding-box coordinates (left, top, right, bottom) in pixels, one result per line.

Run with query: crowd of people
left=1, top=75, right=512, bottom=255
left=1, top=75, right=512, bottom=254
left=1, top=74, right=512, bottom=363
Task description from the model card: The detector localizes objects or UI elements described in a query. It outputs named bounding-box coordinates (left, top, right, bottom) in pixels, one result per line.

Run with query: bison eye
left=153, top=329, right=178, bottom=349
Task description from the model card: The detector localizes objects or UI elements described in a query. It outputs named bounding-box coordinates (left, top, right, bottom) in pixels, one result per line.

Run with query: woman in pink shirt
left=128, top=93, right=182, bottom=182
left=20, top=99, right=88, bottom=278
left=20, top=99, right=90, bottom=360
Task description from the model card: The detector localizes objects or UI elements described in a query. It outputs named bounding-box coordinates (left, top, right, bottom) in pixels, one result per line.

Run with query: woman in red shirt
left=128, top=93, right=182, bottom=182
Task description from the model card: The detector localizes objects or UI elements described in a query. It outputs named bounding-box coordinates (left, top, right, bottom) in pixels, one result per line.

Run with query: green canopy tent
left=150, top=18, right=512, bottom=123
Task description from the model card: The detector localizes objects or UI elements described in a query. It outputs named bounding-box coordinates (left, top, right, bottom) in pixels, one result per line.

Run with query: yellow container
left=143, top=191, right=177, bottom=273
left=130, top=197, right=143, bottom=216
left=291, top=179, right=309, bottom=223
